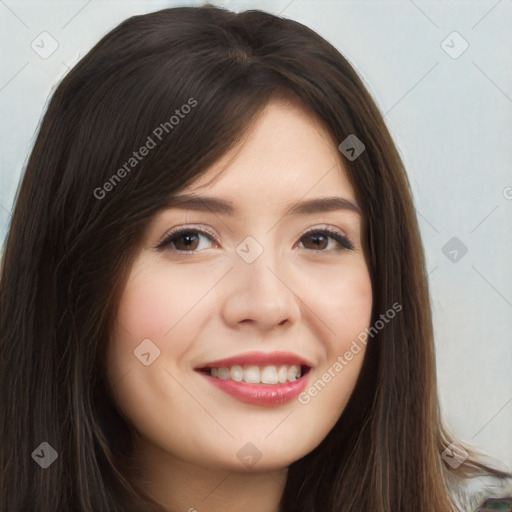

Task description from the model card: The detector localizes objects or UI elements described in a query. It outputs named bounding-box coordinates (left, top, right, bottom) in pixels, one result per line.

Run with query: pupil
left=310, top=234, right=326, bottom=249
left=178, top=233, right=198, bottom=250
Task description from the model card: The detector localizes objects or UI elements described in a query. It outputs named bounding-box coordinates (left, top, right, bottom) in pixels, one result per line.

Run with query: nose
left=220, top=243, right=301, bottom=332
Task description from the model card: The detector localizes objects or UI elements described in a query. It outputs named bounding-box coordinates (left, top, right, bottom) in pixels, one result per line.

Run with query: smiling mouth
left=196, top=363, right=312, bottom=406
left=197, top=364, right=311, bottom=385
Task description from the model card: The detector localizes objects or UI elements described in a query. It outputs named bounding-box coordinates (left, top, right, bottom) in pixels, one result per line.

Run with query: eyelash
left=155, top=226, right=354, bottom=254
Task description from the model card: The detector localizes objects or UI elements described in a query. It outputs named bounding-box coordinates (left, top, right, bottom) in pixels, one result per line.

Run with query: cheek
left=104, top=261, right=206, bottom=443
left=297, top=260, right=372, bottom=419
left=117, top=268, right=180, bottom=337
left=310, top=259, right=373, bottom=344
left=106, top=260, right=191, bottom=387
left=105, top=256, right=224, bottom=399
left=111, top=256, right=217, bottom=350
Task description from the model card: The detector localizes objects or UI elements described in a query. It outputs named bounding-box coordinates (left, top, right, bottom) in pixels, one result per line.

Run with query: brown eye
left=157, top=229, right=216, bottom=252
left=299, top=229, right=354, bottom=252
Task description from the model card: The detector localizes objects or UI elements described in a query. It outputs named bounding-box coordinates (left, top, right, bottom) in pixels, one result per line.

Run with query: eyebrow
left=165, top=194, right=361, bottom=216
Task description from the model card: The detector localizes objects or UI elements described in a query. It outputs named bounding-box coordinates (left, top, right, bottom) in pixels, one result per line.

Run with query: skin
left=106, top=97, right=373, bottom=512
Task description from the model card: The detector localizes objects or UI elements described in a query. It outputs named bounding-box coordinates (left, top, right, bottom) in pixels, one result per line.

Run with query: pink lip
left=195, top=350, right=313, bottom=369
left=198, top=372, right=310, bottom=406
left=195, top=351, right=312, bottom=406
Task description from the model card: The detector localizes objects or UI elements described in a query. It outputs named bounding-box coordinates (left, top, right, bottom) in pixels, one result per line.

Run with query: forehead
left=185, top=98, right=356, bottom=208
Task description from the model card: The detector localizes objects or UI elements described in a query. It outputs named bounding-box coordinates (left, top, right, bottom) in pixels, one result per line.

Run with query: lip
left=198, top=371, right=311, bottom=406
left=194, top=351, right=313, bottom=406
left=195, top=350, right=313, bottom=369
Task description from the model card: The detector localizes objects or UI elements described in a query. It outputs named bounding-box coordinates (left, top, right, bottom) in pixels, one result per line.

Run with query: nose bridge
left=220, top=231, right=301, bottom=330
left=239, top=233, right=285, bottom=298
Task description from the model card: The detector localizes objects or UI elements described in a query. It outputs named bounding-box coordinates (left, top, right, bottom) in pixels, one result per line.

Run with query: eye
left=156, top=228, right=218, bottom=253
left=298, top=228, right=354, bottom=252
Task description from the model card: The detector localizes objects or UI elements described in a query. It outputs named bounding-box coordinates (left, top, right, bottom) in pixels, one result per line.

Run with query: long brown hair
left=1, top=5, right=508, bottom=511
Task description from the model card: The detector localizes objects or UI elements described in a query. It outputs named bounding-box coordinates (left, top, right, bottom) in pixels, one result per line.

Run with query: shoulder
left=447, top=475, right=512, bottom=511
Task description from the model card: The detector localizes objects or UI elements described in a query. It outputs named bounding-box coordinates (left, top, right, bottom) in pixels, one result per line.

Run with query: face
left=106, top=97, right=373, bottom=473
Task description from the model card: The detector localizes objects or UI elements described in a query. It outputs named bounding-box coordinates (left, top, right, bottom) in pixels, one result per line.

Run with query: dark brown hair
left=1, top=5, right=509, bottom=511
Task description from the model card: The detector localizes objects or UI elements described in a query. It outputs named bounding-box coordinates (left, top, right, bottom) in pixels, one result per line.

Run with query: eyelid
left=303, top=223, right=347, bottom=237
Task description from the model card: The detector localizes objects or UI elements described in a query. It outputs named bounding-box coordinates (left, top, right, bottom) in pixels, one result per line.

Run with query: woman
left=0, top=5, right=510, bottom=511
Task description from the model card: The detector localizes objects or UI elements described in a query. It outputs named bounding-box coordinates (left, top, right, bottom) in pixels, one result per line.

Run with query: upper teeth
left=209, top=365, right=302, bottom=384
